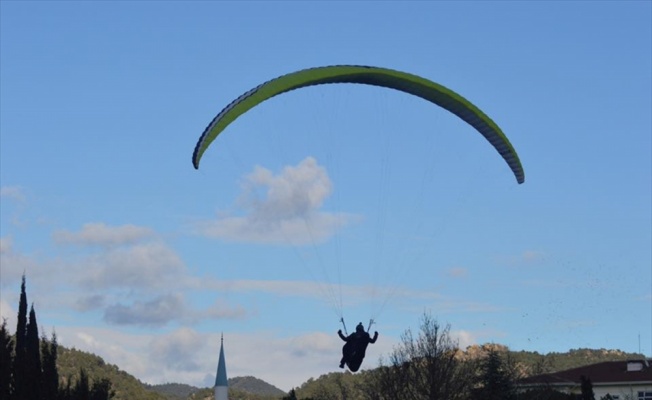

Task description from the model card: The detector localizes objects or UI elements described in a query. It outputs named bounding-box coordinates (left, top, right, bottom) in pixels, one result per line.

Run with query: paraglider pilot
left=338, top=322, right=378, bottom=372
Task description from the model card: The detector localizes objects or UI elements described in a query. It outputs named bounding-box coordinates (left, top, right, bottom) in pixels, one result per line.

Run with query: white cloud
left=0, top=230, right=504, bottom=392
left=1, top=231, right=494, bottom=334
left=1, top=222, right=185, bottom=297
left=0, top=236, right=37, bottom=288
left=195, top=157, right=358, bottom=244
left=0, top=187, right=29, bottom=228
left=78, top=242, right=185, bottom=290
left=201, top=299, right=248, bottom=321
left=191, top=277, right=434, bottom=311
left=148, top=328, right=205, bottom=371
left=453, top=328, right=509, bottom=351
left=102, top=293, right=249, bottom=328
left=0, top=236, right=13, bottom=253
left=53, top=223, right=155, bottom=247
left=74, top=294, right=106, bottom=312
left=194, top=278, right=339, bottom=298
left=190, top=276, right=510, bottom=320
left=0, top=186, right=26, bottom=202
left=453, top=330, right=477, bottom=349
left=104, top=293, right=186, bottom=327
left=0, top=299, right=16, bottom=329
left=288, top=331, right=336, bottom=357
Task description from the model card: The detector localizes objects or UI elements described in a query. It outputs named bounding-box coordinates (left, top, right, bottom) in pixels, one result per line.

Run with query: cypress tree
left=14, top=274, right=29, bottom=400
left=26, top=304, right=42, bottom=400
left=90, top=378, right=114, bottom=400
left=60, top=375, right=73, bottom=400
left=41, top=332, right=59, bottom=400
left=0, top=319, right=14, bottom=398
left=75, top=368, right=91, bottom=400
left=283, top=389, right=299, bottom=400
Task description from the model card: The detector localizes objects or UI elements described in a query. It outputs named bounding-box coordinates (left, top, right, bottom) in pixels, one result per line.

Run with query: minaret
left=214, top=333, right=228, bottom=400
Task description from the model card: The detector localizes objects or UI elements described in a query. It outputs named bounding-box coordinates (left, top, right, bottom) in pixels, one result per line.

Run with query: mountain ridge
left=56, top=341, right=646, bottom=400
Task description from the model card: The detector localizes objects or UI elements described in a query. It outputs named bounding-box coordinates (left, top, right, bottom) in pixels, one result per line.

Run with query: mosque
left=214, top=334, right=228, bottom=400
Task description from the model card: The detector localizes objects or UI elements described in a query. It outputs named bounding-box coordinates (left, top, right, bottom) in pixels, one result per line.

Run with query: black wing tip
left=192, top=147, right=201, bottom=169
left=517, top=174, right=525, bottom=184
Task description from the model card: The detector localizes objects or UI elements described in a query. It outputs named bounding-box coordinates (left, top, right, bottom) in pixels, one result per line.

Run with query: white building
left=518, top=359, right=652, bottom=399
left=214, top=335, right=228, bottom=400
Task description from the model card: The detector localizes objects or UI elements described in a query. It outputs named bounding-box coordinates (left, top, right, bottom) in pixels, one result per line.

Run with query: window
left=638, top=391, right=652, bottom=400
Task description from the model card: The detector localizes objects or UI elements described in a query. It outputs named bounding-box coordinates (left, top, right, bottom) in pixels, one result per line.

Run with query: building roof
left=215, top=335, right=228, bottom=387
left=519, top=360, right=652, bottom=386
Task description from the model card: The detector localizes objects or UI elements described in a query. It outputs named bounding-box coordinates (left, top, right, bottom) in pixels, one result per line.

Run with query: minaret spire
left=214, top=333, right=228, bottom=400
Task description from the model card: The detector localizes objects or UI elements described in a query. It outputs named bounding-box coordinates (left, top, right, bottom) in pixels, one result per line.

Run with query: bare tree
left=366, top=313, right=474, bottom=400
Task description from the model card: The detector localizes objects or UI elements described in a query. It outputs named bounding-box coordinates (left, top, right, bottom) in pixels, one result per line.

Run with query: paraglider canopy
left=192, top=65, right=524, bottom=184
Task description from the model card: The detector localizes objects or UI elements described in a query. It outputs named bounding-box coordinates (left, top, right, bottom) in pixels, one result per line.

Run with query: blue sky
left=1, top=0, right=650, bottom=392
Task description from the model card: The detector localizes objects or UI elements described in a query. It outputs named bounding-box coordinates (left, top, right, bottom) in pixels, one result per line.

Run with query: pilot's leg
left=340, top=342, right=352, bottom=368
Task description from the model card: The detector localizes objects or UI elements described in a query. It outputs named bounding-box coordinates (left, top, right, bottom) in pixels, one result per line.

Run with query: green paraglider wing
left=193, top=65, right=524, bottom=184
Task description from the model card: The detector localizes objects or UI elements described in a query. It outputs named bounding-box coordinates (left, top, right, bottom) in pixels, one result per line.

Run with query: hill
left=293, top=346, right=648, bottom=399
left=57, top=344, right=286, bottom=400
left=147, top=376, right=286, bottom=400
left=57, top=346, right=166, bottom=400
left=229, top=376, right=286, bottom=397
left=143, top=382, right=200, bottom=400
left=463, top=344, right=645, bottom=375
left=55, top=340, right=646, bottom=400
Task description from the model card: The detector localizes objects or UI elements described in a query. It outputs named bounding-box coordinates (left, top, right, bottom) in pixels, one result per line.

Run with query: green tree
left=14, top=275, right=29, bottom=400
left=0, top=319, right=14, bottom=398
left=283, top=389, right=299, bottom=400
left=41, top=332, right=60, bottom=400
left=26, top=304, right=43, bottom=400
left=473, top=346, right=517, bottom=400
left=60, top=368, right=115, bottom=400
left=74, top=368, right=91, bottom=400
left=90, top=377, right=115, bottom=400
left=580, top=375, right=595, bottom=400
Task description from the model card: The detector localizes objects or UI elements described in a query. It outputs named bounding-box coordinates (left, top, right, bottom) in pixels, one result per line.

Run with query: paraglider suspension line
left=367, top=319, right=375, bottom=332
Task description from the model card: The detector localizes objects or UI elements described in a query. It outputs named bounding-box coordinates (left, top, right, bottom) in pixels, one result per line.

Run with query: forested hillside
left=50, top=341, right=651, bottom=400
left=229, top=376, right=286, bottom=397
left=463, top=344, right=643, bottom=375
left=147, top=376, right=285, bottom=400
left=143, top=383, right=201, bottom=399
left=57, top=346, right=166, bottom=400
left=292, top=345, right=647, bottom=399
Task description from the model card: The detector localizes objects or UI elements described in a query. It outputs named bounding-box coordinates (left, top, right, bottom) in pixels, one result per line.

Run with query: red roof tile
left=519, top=360, right=652, bottom=385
